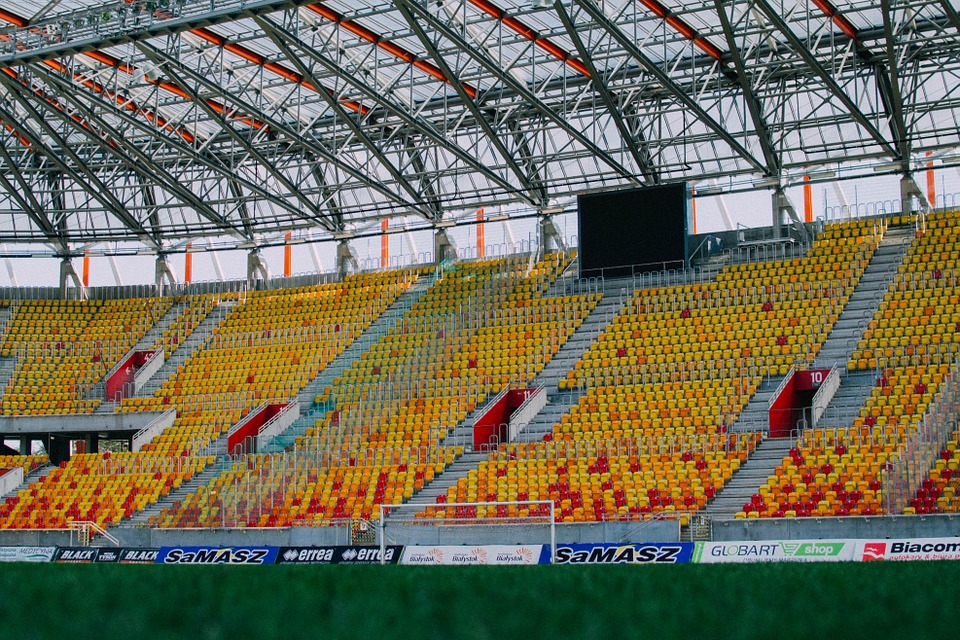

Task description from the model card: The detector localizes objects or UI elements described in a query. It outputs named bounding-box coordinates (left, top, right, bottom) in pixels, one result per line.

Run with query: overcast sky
left=1, top=170, right=956, bottom=289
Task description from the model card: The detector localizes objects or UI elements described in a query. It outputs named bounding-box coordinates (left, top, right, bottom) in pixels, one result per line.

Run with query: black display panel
left=578, top=183, right=691, bottom=279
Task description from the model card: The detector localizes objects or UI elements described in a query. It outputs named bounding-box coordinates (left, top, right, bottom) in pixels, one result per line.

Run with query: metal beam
left=0, top=0, right=324, bottom=66
left=136, top=45, right=342, bottom=233
left=308, top=158, right=344, bottom=233
left=46, top=64, right=326, bottom=233
left=880, top=0, right=910, bottom=165
left=255, top=15, right=439, bottom=222
left=27, top=62, right=249, bottom=240
left=389, top=2, right=544, bottom=207
left=713, top=0, right=780, bottom=177
left=940, top=0, right=960, bottom=33
left=135, top=39, right=431, bottom=220
left=751, top=0, right=898, bottom=158
left=0, top=78, right=161, bottom=248
left=396, top=0, right=640, bottom=185
left=555, top=1, right=659, bottom=184
left=572, top=0, right=766, bottom=174
left=0, top=156, right=64, bottom=251
left=402, top=134, right=443, bottom=217
left=0, top=133, right=66, bottom=251
left=257, top=16, right=539, bottom=208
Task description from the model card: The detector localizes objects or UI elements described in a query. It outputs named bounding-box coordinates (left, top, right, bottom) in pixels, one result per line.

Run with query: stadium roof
left=0, top=0, right=957, bottom=256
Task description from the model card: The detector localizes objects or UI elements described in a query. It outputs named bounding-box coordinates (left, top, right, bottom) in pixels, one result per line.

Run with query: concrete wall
left=0, top=525, right=353, bottom=548
left=382, top=520, right=680, bottom=546
left=0, top=411, right=163, bottom=436
left=4, top=516, right=959, bottom=549
left=711, top=514, right=960, bottom=541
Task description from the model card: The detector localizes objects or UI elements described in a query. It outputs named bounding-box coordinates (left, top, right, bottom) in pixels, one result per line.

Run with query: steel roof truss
left=256, top=15, right=438, bottom=221
left=259, top=15, right=536, bottom=207
left=398, top=0, right=638, bottom=185
left=135, top=39, right=423, bottom=223
left=0, top=76, right=161, bottom=249
left=27, top=61, right=248, bottom=241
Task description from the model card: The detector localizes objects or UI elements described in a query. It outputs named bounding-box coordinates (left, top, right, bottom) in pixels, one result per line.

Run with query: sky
left=0, top=168, right=957, bottom=289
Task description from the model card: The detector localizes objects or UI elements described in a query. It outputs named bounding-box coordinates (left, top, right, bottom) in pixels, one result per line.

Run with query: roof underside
left=0, top=0, right=957, bottom=253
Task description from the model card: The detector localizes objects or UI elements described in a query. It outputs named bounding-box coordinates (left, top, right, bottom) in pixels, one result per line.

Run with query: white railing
left=508, top=386, right=547, bottom=441
left=0, top=466, right=24, bottom=497
left=130, top=408, right=178, bottom=452
left=255, top=401, right=301, bottom=447
left=68, top=521, right=120, bottom=547
left=811, top=365, right=842, bottom=428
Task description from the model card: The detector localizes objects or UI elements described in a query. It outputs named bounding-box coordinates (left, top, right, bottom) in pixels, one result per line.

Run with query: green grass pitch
left=3, top=562, right=958, bottom=639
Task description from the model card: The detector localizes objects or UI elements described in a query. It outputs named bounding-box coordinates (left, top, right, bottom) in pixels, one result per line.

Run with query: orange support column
left=184, top=243, right=193, bottom=284
left=691, top=190, right=697, bottom=235
left=381, top=219, right=389, bottom=268
left=803, top=176, right=813, bottom=223
left=926, top=152, right=936, bottom=208
left=284, top=232, right=292, bottom=278
left=82, top=251, right=90, bottom=287
left=477, top=208, right=485, bottom=258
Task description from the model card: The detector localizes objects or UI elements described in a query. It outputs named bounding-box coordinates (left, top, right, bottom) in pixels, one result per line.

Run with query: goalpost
left=379, top=500, right=557, bottom=565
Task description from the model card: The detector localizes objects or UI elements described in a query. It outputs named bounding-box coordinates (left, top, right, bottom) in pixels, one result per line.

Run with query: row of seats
left=158, top=253, right=584, bottom=526
left=2, top=297, right=172, bottom=415
left=424, top=435, right=759, bottom=523
left=2, top=271, right=419, bottom=530
left=752, top=211, right=960, bottom=518
left=419, top=219, right=881, bottom=523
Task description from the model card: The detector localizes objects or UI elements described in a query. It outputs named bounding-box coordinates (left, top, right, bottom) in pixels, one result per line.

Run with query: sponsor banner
left=119, top=549, right=159, bottom=564
left=54, top=547, right=102, bottom=563
left=858, top=538, right=960, bottom=562
left=156, top=546, right=279, bottom=565
left=277, top=546, right=402, bottom=565
left=0, top=546, right=55, bottom=563
left=401, top=545, right=548, bottom=565
left=93, top=548, right=121, bottom=563
left=693, top=540, right=856, bottom=564
left=555, top=543, right=695, bottom=565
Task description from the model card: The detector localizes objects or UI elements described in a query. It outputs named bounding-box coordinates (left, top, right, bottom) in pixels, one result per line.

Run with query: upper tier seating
left=754, top=211, right=960, bottom=518
left=426, top=219, right=879, bottom=524
left=2, top=297, right=171, bottom=415
left=158, top=253, right=593, bottom=527
left=1, top=271, right=415, bottom=530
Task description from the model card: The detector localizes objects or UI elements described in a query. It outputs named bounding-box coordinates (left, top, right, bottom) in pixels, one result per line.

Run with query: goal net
left=379, top=500, right=557, bottom=564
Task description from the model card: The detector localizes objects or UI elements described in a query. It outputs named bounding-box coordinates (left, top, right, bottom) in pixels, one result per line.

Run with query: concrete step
left=133, top=301, right=234, bottom=398
left=402, top=451, right=489, bottom=508
left=123, top=447, right=228, bottom=527
left=259, top=272, right=440, bottom=452
left=703, top=437, right=795, bottom=518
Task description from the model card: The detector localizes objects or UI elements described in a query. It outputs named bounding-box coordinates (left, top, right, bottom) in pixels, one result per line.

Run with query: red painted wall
left=473, top=389, right=536, bottom=448
left=768, top=376, right=798, bottom=438
left=104, top=350, right=157, bottom=402
left=793, top=369, right=830, bottom=392
left=227, top=404, right=288, bottom=454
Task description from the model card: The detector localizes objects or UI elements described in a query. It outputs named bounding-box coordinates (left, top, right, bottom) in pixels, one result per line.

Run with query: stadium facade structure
left=0, top=0, right=958, bottom=546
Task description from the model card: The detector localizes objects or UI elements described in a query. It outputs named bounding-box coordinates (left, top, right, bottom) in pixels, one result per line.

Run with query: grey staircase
left=130, top=299, right=188, bottom=352
left=701, top=437, right=795, bottom=519
left=528, top=291, right=624, bottom=394
left=513, top=389, right=582, bottom=443
left=133, top=300, right=236, bottom=399
left=399, top=451, right=489, bottom=509
left=258, top=271, right=440, bottom=452
left=122, top=432, right=230, bottom=527
left=87, top=300, right=191, bottom=407
left=0, top=463, right=56, bottom=500
left=812, top=225, right=914, bottom=370
left=728, top=376, right=788, bottom=433
left=813, top=371, right=877, bottom=431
